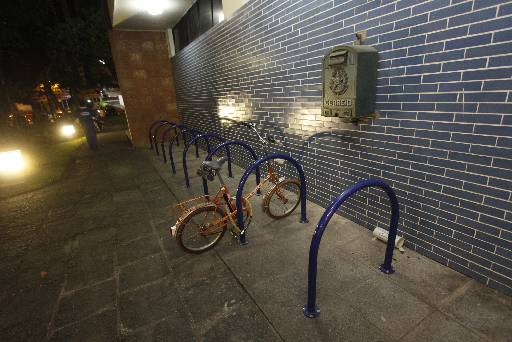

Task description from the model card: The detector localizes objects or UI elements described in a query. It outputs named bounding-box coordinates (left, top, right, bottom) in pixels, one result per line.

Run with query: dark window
left=172, top=0, right=222, bottom=53
left=198, top=0, right=213, bottom=35
left=187, top=3, right=199, bottom=42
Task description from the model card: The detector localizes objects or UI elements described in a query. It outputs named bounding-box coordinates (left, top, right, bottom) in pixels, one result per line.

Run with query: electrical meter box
left=322, top=45, right=378, bottom=121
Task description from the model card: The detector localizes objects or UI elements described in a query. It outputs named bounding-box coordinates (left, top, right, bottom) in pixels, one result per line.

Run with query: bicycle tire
left=176, top=204, right=227, bottom=254
left=263, top=178, right=301, bottom=219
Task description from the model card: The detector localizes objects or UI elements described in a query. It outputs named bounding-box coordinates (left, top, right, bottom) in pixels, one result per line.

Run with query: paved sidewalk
left=1, top=130, right=511, bottom=341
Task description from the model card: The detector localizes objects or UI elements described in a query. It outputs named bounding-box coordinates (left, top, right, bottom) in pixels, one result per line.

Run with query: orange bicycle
left=170, top=132, right=301, bottom=253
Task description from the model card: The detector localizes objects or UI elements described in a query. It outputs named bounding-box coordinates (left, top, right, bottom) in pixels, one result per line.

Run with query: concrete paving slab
left=50, top=309, right=117, bottom=342
left=342, top=277, right=433, bottom=340
left=389, top=251, right=470, bottom=307
left=119, top=276, right=182, bottom=331
left=120, top=316, right=195, bottom=342
left=113, top=189, right=145, bottom=204
left=117, top=235, right=161, bottom=266
left=400, top=310, right=481, bottom=342
left=65, top=240, right=115, bottom=291
left=55, top=279, right=115, bottom=327
left=119, top=253, right=170, bottom=292
left=116, top=219, right=154, bottom=243
left=439, top=280, right=512, bottom=342
left=248, top=269, right=392, bottom=342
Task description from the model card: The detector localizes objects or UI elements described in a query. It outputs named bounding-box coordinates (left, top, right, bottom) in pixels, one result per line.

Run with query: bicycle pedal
left=170, top=225, right=177, bottom=238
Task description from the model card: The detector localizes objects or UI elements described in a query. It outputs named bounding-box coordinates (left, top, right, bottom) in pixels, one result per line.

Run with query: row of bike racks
left=148, top=119, right=400, bottom=319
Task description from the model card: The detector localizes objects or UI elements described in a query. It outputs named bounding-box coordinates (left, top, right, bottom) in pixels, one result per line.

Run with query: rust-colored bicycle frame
left=174, top=159, right=286, bottom=236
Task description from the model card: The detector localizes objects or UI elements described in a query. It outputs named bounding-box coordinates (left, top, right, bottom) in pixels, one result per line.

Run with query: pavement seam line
left=213, top=250, right=286, bottom=342
left=118, top=315, right=171, bottom=335
left=436, top=279, right=493, bottom=342
left=118, top=273, right=170, bottom=296
left=61, top=277, right=115, bottom=297
left=117, top=251, right=163, bottom=269
left=50, top=306, right=115, bottom=334
left=118, top=232, right=155, bottom=245
left=147, top=206, right=201, bottom=341
left=396, top=309, right=436, bottom=341
left=114, top=247, right=123, bottom=340
left=438, top=279, right=474, bottom=307
left=46, top=277, right=67, bottom=340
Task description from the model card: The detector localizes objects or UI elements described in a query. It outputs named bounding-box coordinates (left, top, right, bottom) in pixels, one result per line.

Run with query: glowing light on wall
left=219, top=105, right=235, bottom=118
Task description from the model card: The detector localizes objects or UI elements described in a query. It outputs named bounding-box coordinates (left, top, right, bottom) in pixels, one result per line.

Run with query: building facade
left=171, top=0, right=512, bottom=295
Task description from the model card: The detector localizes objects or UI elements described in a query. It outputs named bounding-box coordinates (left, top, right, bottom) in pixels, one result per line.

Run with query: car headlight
left=0, top=150, right=25, bottom=173
left=61, top=124, right=76, bottom=137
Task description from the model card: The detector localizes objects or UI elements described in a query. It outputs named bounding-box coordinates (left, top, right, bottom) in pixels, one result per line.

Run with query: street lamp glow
left=0, top=150, right=26, bottom=173
left=147, top=7, right=163, bottom=15
left=137, top=0, right=169, bottom=15
left=61, top=124, right=76, bottom=137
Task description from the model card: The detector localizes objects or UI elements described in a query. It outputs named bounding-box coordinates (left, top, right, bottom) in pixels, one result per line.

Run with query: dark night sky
left=0, top=0, right=109, bottom=110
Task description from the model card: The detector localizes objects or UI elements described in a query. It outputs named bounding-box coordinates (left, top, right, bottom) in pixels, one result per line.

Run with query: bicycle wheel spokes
left=265, top=178, right=301, bottom=219
left=178, top=205, right=227, bottom=253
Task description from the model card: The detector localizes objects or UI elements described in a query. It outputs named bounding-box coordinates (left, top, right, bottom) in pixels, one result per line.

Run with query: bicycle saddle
left=202, top=156, right=228, bottom=171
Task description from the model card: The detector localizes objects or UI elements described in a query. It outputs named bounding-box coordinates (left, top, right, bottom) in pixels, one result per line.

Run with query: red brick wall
left=110, top=30, right=179, bottom=146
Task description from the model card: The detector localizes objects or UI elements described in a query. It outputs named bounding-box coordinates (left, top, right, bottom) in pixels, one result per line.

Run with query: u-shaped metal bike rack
left=152, top=120, right=177, bottom=155
left=303, top=178, right=400, bottom=318
left=202, top=140, right=261, bottom=196
left=169, top=128, right=201, bottom=174
left=235, top=153, right=308, bottom=245
left=183, top=133, right=233, bottom=188
left=148, top=120, right=174, bottom=150
left=160, top=124, right=190, bottom=163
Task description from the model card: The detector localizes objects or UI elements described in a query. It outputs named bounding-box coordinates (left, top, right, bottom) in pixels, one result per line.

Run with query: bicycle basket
left=171, top=195, right=212, bottom=217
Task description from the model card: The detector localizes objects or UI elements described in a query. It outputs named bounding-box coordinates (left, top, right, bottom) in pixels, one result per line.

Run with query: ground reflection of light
left=61, top=124, right=76, bottom=137
left=0, top=150, right=26, bottom=173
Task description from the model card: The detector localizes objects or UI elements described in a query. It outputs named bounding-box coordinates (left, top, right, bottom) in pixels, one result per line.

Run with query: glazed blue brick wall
left=172, top=0, right=512, bottom=295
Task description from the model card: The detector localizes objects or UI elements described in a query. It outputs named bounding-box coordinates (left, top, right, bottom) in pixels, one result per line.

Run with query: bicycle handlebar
left=237, top=121, right=282, bottom=152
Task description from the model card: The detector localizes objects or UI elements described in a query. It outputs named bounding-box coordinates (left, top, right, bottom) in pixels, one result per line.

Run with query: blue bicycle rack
left=303, top=178, right=400, bottom=318
left=160, top=124, right=189, bottom=163
left=183, top=133, right=233, bottom=188
left=235, top=153, right=308, bottom=245
left=152, top=120, right=176, bottom=156
left=169, top=128, right=201, bottom=174
left=202, top=140, right=260, bottom=196
left=148, top=120, right=174, bottom=150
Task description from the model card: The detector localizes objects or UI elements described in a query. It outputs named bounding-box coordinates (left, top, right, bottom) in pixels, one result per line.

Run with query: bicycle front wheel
left=176, top=204, right=227, bottom=253
left=263, top=178, right=301, bottom=219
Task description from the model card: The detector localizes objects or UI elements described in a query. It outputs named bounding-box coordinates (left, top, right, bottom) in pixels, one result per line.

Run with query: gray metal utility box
left=321, top=45, right=378, bottom=121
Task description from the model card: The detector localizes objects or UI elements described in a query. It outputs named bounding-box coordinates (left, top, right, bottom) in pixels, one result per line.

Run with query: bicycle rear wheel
left=263, top=178, right=301, bottom=219
left=176, top=204, right=227, bottom=253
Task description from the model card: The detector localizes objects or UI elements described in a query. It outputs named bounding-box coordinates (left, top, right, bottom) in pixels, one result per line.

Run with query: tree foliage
left=46, top=8, right=116, bottom=92
left=0, top=0, right=115, bottom=112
